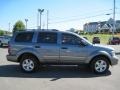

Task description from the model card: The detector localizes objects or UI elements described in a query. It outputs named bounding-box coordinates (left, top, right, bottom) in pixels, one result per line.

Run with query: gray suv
left=7, top=30, right=118, bottom=74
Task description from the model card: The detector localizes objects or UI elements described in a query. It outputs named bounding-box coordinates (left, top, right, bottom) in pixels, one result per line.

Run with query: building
left=116, top=20, right=120, bottom=29
left=83, top=19, right=120, bottom=33
left=83, top=22, right=99, bottom=33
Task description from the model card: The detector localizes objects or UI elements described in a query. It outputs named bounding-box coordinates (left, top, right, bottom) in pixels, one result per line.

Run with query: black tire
left=0, top=43, right=3, bottom=47
left=90, top=57, right=109, bottom=74
left=20, top=55, right=39, bottom=73
left=0, top=42, right=1, bottom=47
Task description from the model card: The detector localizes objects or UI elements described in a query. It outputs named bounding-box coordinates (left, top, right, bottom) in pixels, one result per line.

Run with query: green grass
left=81, top=33, right=120, bottom=44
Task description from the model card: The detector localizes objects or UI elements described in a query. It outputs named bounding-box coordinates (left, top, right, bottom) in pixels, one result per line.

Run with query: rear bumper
left=111, top=55, right=119, bottom=65
left=6, top=55, right=18, bottom=62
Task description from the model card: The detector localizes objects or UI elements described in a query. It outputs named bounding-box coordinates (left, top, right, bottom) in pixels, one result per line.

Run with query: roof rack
left=26, top=29, right=59, bottom=31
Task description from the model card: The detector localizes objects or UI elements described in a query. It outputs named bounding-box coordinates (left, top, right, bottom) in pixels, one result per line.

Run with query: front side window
left=15, top=32, right=34, bottom=42
left=62, top=33, right=81, bottom=45
left=37, top=32, right=57, bottom=44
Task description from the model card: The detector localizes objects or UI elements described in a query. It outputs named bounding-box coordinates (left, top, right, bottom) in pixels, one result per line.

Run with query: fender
left=16, top=47, right=43, bottom=62
left=85, top=50, right=111, bottom=64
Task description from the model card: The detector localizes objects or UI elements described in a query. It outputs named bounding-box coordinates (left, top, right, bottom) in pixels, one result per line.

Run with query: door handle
left=61, top=47, right=68, bottom=49
left=35, top=45, right=40, bottom=48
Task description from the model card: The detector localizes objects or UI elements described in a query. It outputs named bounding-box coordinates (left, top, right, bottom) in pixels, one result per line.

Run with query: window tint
left=62, top=33, right=81, bottom=45
left=37, top=32, right=57, bottom=44
left=15, top=32, right=33, bottom=42
left=113, top=37, right=120, bottom=40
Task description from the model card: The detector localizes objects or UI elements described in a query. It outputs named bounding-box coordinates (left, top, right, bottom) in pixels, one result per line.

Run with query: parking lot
left=0, top=46, right=120, bottom=90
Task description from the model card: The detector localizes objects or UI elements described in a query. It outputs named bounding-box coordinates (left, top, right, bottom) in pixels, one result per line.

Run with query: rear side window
left=15, top=32, right=34, bottom=42
left=37, top=32, right=57, bottom=44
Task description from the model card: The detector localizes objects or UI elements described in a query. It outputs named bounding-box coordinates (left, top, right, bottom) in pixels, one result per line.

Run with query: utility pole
left=25, top=19, right=28, bottom=29
left=113, top=0, right=116, bottom=37
left=38, top=9, right=44, bottom=30
left=8, top=22, right=10, bottom=31
left=47, top=10, right=49, bottom=30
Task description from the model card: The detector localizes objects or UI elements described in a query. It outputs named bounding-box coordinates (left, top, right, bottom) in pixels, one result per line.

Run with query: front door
left=60, top=33, right=88, bottom=63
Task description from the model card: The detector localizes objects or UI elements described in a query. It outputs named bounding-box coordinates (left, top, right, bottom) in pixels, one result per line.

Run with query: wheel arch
left=17, top=52, right=40, bottom=63
left=89, top=54, right=111, bottom=65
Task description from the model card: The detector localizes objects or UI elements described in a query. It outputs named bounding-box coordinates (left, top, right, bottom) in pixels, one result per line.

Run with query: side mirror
left=79, top=39, right=88, bottom=47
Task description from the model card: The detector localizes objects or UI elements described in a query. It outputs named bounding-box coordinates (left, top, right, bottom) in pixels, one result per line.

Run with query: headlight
left=110, top=51, right=115, bottom=56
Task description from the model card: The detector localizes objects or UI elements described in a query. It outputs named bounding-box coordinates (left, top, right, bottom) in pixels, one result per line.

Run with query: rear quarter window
left=15, top=32, right=34, bottom=42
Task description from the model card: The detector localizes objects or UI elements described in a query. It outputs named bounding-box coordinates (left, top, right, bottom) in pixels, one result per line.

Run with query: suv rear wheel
left=90, top=57, right=109, bottom=74
left=0, top=42, right=3, bottom=47
left=20, top=55, right=39, bottom=73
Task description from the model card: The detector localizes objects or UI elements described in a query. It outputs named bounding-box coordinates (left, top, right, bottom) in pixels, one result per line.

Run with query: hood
left=93, top=44, right=114, bottom=51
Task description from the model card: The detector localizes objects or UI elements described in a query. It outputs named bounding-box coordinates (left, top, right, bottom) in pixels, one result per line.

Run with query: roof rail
left=26, top=29, right=59, bottom=31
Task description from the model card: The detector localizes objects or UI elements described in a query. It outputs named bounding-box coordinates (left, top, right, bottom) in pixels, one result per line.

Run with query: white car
left=0, top=36, right=4, bottom=46
left=0, top=36, right=11, bottom=47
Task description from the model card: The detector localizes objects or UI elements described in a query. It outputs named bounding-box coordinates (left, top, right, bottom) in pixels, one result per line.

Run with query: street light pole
left=113, top=0, right=116, bottom=37
left=37, top=12, right=39, bottom=29
left=38, top=9, right=44, bottom=30
left=40, top=10, right=42, bottom=29
left=47, top=10, right=49, bottom=30
left=25, top=19, right=28, bottom=29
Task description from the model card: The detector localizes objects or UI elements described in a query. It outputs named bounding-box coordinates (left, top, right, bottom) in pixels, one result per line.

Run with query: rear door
left=36, top=32, right=59, bottom=62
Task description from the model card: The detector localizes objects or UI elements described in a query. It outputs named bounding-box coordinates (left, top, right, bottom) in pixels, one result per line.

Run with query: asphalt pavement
left=0, top=46, right=120, bottom=90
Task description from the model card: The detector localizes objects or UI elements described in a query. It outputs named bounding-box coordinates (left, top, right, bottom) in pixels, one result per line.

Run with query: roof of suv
left=14, top=29, right=77, bottom=35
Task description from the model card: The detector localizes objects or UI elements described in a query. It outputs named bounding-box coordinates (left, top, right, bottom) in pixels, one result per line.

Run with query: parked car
left=92, top=37, right=100, bottom=44
left=108, top=37, right=120, bottom=45
left=0, top=36, right=4, bottom=46
left=7, top=30, right=118, bottom=74
left=0, top=35, right=11, bottom=47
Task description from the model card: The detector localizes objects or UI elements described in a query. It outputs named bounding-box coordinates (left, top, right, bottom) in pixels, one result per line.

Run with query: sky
left=0, top=0, right=120, bottom=31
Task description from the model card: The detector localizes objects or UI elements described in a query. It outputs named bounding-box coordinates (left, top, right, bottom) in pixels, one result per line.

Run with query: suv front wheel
left=20, top=55, right=39, bottom=73
left=90, top=57, right=109, bottom=74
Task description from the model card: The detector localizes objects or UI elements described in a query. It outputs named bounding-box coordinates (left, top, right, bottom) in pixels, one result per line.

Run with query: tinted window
left=113, top=37, right=120, bottom=40
left=62, top=33, right=81, bottom=45
left=37, top=32, right=57, bottom=44
left=15, top=32, right=33, bottom=42
left=93, top=37, right=99, bottom=39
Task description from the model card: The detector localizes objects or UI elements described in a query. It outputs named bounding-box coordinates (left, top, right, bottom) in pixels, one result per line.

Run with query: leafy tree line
left=0, top=30, right=4, bottom=36
left=0, top=30, right=12, bottom=36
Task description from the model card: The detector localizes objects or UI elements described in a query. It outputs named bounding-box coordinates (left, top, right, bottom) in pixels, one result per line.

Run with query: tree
left=0, top=30, right=4, bottom=36
left=13, top=20, right=25, bottom=33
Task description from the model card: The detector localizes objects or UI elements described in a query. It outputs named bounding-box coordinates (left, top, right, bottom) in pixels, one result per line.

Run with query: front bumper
left=6, top=55, right=18, bottom=62
left=111, top=55, right=119, bottom=65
